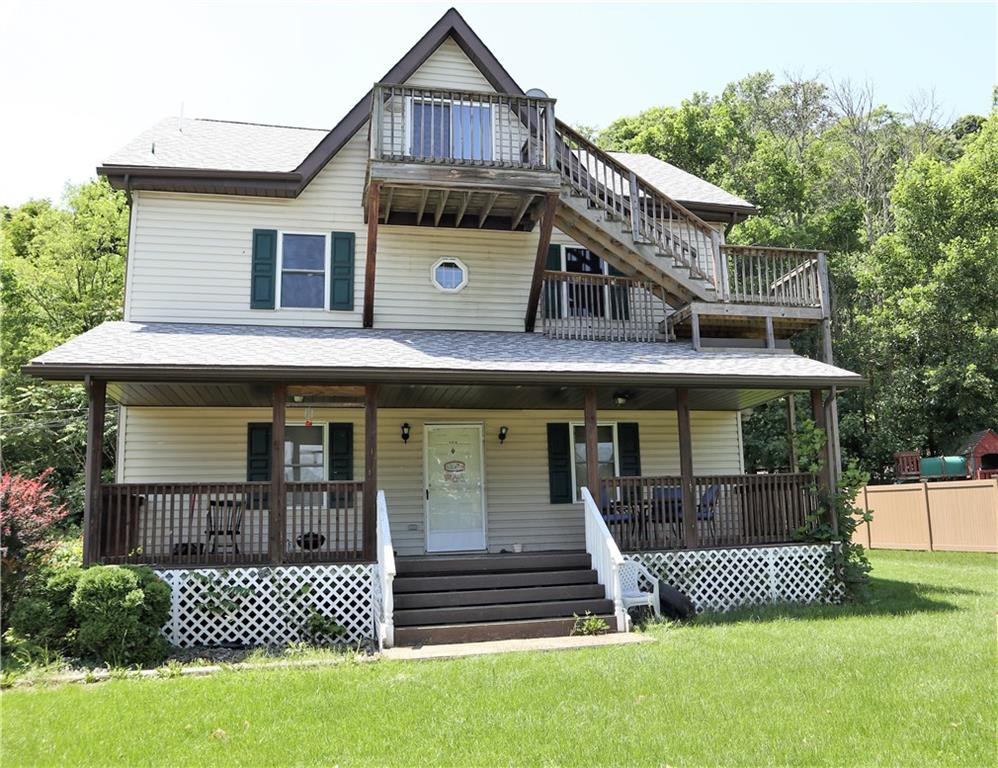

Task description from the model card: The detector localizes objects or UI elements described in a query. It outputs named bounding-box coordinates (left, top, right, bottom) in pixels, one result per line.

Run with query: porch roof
left=25, top=321, right=864, bottom=390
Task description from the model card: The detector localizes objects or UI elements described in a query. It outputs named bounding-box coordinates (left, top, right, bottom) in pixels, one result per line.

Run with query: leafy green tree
left=1, top=178, right=128, bottom=512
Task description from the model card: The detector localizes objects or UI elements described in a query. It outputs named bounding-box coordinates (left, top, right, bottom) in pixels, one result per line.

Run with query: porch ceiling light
left=401, top=422, right=411, bottom=444
left=613, top=392, right=629, bottom=407
left=498, top=425, right=509, bottom=445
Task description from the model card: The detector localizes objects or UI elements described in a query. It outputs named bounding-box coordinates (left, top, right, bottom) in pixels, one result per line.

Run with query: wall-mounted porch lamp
left=498, top=425, right=509, bottom=445
left=401, top=423, right=411, bottom=444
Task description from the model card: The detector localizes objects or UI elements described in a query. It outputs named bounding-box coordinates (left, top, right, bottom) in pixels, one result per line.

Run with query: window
left=549, top=246, right=630, bottom=321
left=280, top=233, right=326, bottom=309
left=431, top=257, right=469, bottom=292
left=570, top=423, right=620, bottom=502
left=284, top=425, right=324, bottom=481
left=411, top=101, right=492, bottom=162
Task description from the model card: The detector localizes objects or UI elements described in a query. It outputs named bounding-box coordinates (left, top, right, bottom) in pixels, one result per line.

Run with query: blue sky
left=1, top=1, right=995, bottom=205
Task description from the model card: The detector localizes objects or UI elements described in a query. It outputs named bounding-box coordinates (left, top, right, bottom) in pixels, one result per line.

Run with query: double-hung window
left=279, top=233, right=327, bottom=309
left=569, top=423, right=620, bottom=502
left=411, top=100, right=493, bottom=162
left=284, top=425, right=325, bottom=481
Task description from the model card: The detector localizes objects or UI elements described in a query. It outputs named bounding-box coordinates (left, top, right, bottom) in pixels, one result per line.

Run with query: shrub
left=0, top=470, right=72, bottom=627
left=71, top=566, right=171, bottom=666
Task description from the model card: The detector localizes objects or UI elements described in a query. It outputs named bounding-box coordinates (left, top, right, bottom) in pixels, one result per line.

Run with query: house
left=25, top=8, right=863, bottom=648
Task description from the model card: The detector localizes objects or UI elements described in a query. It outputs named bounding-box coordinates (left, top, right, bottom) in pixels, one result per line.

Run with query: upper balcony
left=365, top=83, right=560, bottom=230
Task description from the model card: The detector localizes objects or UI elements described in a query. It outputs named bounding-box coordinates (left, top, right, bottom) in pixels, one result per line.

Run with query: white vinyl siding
left=119, top=406, right=745, bottom=556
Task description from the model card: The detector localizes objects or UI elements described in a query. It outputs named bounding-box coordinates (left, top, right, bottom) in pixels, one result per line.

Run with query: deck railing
left=370, top=83, right=557, bottom=170
left=538, top=270, right=666, bottom=342
left=96, top=481, right=366, bottom=566
left=581, top=487, right=627, bottom=631
left=722, top=246, right=823, bottom=307
left=555, top=121, right=722, bottom=287
left=599, top=473, right=820, bottom=551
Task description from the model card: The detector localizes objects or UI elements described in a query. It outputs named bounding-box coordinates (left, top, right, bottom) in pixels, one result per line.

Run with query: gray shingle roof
left=103, top=118, right=327, bottom=172
left=609, top=153, right=755, bottom=211
left=26, top=322, right=862, bottom=388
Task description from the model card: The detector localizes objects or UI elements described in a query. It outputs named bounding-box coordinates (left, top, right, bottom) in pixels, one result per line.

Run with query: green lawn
left=3, top=550, right=995, bottom=767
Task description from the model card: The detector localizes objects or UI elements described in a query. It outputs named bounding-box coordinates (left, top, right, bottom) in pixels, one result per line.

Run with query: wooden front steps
left=392, top=551, right=616, bottom=646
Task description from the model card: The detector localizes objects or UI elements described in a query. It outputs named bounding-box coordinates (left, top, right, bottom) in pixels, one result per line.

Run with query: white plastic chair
left=619, top=560, right=661, bottom=617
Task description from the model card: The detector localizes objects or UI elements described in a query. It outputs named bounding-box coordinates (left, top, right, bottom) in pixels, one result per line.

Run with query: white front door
left=424, top=423, right=487, bottom=552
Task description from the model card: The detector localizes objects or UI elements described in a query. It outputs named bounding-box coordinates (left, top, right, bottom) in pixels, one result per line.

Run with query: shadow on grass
left=690, top=575, right=977, bottom=626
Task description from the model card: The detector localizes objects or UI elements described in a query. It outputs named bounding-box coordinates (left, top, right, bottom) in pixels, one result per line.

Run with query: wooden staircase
left=392, top=552, right=617, bottom=646
left=552, top=122, right=723, bottom=310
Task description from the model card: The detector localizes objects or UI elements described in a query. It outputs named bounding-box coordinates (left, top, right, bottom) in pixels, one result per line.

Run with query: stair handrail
left=375, top=490, right=396, bottom=649
left=555, top=121, right=724, bottom=294
left=581, top=487, right=628, bottom=632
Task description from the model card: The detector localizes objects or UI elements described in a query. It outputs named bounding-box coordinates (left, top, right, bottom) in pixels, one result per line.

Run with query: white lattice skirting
left=626, top=544, right=842, bottom=613
left=156, top=564, right=376, bottom=648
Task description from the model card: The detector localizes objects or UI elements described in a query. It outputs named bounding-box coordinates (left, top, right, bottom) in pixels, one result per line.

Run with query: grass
left=2, top=550, right=995, bottom=767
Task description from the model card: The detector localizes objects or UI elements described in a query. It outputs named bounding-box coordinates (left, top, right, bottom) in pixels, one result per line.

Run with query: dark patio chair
left=206, top=499, right=244, bottom=555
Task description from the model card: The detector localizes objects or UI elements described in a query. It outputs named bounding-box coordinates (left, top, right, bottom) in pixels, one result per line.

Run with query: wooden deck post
left=524, top=192, right=559, bottom=332
left=269, top=383, right=287, bottom=564
left=364, top=384, right=378, bottom=561
left=810, top=389, right=832, bottom=497
left=676, top=387, right=697, bottom=548
left=363, top=182, right=381, bottom=328
left=786, top=394, right=798, bottom=472
left=83, top=377, right=106, bottom=566
left=584, top=386, right=600, bottom=500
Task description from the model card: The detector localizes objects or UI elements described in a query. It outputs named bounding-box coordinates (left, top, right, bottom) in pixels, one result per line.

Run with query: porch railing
left=375, top=490, right=396, bottom=649
left=370, top=83, right=557, bottom=170
left=599, top=473, right=819, bottom=551
left=96, top=481, right=366, bottom=566
left=581, top=487, right=627, bottom=631
left=721, top=246, right=823, bottom=307
left=538, top=270, right=666, bottom=342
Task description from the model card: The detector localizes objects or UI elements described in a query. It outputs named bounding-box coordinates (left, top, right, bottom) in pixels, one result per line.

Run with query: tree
left=1, top=179, right=128, bottom=511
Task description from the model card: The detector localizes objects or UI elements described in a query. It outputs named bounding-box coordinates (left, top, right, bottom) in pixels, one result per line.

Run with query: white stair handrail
left=581, top=487, right=628, bottom=631
left=375, top=490, right=396, bottom=649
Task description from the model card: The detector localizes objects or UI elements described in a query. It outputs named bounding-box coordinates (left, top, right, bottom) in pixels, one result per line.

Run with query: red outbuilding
left=954, top=429, right=998, bottom=480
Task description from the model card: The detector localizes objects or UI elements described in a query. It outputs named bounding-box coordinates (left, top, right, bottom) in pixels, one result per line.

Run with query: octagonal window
left=431, top=257, right=469, bottom=292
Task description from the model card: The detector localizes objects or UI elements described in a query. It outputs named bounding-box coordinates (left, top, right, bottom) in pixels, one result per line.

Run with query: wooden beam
left=786, top=394, right=798, bottom=472
left=415, top=188, right=429, bottom=225
left=83, top=376, right=106, bottom=566
left=433, top=189, right=450, bottom=227
left=454, top=191, right=471, bottom=228
left=810, top=389, right=831, bottom=495
left=364, top=384, right=378, bottom=561
left=478, top=192, right=498, bottom=228
left=584, top=386, right=600, bottom=500
left=363, top=182, right=380, bottom=328
left=524, top=192, right=559, bottom=332
left=270, top=383, right=287, bottom=564
left=383, top=187, right=394, bottom=223
left=765, top=315, right=776, bottom=349
left=287, top=385, right=366, bottom=398
left=676, top=387, right=697, bottom=549
left=690, top=307, right=701, bottom=351
left=511, top=194, right=534, bottom=230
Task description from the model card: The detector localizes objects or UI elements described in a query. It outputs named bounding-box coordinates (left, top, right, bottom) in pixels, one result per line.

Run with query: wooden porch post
left=786, top=394, right=798, bottom=472
left=584, top=386, right=600, bottom=500
left=676, top=387, right=697, bottom=548
left=810, top=389, right=832, bottom=495
left=363, top=384, right=378, bottom=561
left=269, top=383, right=287, bottom=564
left=524, top=192, right=559, bottom=332
left=83, top=377, right=107, bottom=566
left=363, top=181, right=381, bottom=328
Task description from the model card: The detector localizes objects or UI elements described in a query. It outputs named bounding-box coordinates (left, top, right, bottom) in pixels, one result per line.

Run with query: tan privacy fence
left=853, top=479, right=998, bottom=552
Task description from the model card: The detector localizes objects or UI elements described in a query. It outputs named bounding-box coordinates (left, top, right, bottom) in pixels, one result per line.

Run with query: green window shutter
left=328, top=422, right=354, bottom=480
left=543, top=244, right=562, bottom=319
left=247, top=423, right=272, bottom=481
left=546, top=423, right=573, bottom=504
left=330, top=232, right=355, bottom=311
left=618, top=422, right=641, bottom=477
left=250, top=229, right=278, bottom=309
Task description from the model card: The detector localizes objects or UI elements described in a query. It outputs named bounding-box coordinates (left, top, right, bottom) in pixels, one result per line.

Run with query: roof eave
left=21, top=361, right=867, bottom=390
left=99, top=166, right=303, bottom=198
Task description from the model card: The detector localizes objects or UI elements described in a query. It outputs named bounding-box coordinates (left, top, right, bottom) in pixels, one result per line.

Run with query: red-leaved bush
left=1, top=469, right=71, bottom=626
